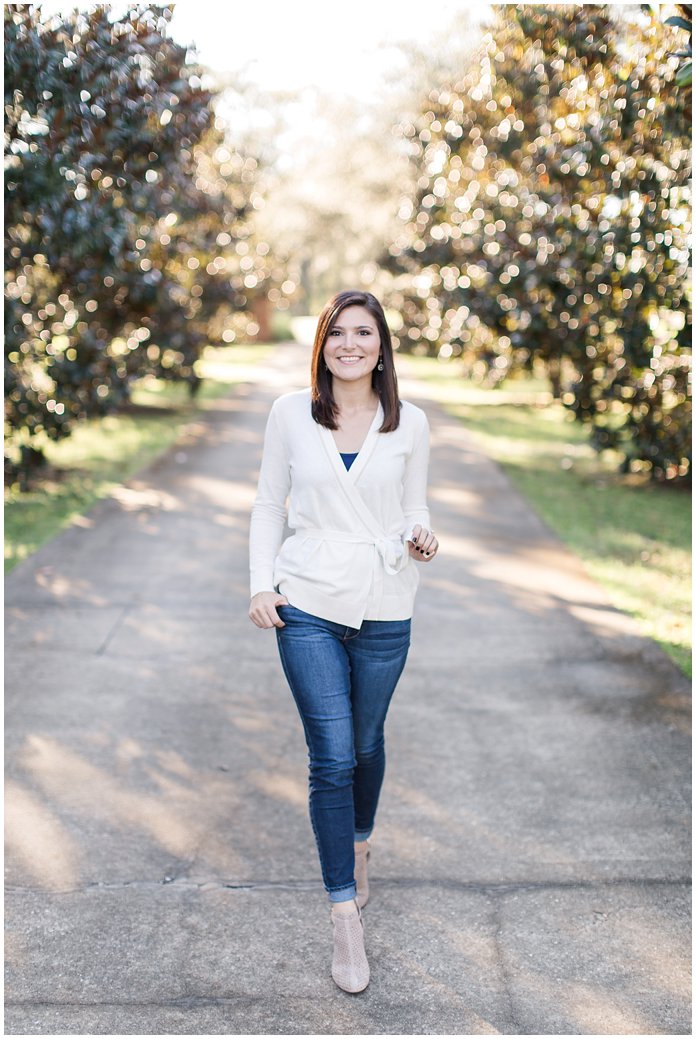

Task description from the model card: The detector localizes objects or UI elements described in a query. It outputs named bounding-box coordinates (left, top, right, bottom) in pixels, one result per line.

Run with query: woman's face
left=322, top=305, right=381, bottom=385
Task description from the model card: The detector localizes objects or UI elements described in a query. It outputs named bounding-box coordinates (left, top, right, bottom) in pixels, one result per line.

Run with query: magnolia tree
left=4, top=3, right=273, bottom=480
left=383, top=4, right=691, bottom=481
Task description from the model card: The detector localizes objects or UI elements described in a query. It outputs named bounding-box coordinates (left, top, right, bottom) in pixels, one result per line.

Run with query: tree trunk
left=547, top=357, right=563, bottom=399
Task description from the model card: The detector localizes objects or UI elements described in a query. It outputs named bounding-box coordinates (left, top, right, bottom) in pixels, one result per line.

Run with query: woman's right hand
left=249, top=591, right=290, bottom=629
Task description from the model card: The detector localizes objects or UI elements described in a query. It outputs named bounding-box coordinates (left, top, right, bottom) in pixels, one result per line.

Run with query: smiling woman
left=322, top=310, right=383, bottom=416
left=248, top=288, right=438, bottom=992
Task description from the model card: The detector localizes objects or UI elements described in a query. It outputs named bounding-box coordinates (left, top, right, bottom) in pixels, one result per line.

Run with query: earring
left=377, top=355, right=384, bottom=371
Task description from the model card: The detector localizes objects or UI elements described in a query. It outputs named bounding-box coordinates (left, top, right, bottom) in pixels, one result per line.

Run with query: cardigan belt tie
left=296, top=527, right=409, bottom=577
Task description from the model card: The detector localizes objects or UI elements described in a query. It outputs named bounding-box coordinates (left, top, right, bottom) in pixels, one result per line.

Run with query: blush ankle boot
left=330, top=898, right=370, bottom=993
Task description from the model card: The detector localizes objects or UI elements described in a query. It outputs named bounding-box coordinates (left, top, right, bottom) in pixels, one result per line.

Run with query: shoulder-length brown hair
left=310, top=290, right=402, bottom=432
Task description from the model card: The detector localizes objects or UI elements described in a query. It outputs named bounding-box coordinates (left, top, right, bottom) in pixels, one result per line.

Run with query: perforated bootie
left=330, top=898, right=370, bottom=993
left=354, top=841, right=371, bottom=908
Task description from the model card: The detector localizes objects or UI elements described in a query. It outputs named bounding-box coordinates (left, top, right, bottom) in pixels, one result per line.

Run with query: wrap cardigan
left=249, top=386, right=431, bottom=628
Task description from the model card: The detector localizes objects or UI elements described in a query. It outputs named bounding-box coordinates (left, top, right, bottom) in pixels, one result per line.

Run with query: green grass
left=405, top=354, right=692, bottom=677
left=4, top=343, right=273, bottom=573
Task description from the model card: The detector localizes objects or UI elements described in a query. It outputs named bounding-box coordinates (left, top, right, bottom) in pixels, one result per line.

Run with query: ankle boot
left=330, top=898, right=370, bottom=993
left=354, top=841, right=371, bottom=908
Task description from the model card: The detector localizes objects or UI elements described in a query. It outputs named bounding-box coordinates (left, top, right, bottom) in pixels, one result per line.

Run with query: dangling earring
left=377, top=355, right=384, bottom=371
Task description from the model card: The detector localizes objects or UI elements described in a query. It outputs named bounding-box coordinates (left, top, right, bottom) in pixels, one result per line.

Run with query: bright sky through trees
left=35, top=1, right=491, bottom=111
left=166, top=0, right=487, bottom=97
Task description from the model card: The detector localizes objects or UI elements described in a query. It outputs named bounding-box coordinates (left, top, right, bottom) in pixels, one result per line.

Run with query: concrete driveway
left=5, top=343, right=690, bottom=1035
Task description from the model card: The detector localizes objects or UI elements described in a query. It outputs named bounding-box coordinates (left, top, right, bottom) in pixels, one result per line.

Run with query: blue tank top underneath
left=340, top=451, right=359, bottom=471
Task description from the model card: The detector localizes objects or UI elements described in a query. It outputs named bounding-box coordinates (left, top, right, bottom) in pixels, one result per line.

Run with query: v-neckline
left=318, top=400, right=383, bottom=484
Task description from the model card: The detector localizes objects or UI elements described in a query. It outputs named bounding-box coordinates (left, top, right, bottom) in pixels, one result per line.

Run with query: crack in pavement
left=489, top=895, right=521, bottom=1034
left=6, top=993, right=474, bottom=1010
left=95, top=602, right=134, bottom=656
left=5, top=874, right=690, bottom=896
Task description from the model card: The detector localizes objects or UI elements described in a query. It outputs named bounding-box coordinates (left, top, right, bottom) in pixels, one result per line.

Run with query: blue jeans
left=275, top=603, right=411, bottom=903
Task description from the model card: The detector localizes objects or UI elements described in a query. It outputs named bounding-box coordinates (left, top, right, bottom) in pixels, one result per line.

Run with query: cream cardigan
left=249, top=387, right=431, bottom=628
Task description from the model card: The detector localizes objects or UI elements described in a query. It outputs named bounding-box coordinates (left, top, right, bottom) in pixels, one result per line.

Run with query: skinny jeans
left=275, top=603, right=411, bottom=902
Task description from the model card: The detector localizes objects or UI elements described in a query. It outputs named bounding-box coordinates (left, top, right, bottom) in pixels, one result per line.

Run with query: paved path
left=5, top=343, right=691, bottom=1035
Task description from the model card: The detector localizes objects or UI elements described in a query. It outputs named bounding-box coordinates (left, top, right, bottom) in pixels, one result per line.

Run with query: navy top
left=340, top=451, right=359, bottom=471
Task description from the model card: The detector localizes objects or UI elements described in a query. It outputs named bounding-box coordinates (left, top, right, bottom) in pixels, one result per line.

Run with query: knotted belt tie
left=296, top=527, right=409, bottom=576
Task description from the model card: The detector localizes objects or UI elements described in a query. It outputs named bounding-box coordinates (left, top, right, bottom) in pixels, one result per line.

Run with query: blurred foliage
left=405, top=352, right=691, bottom=676
left=4, top=3, right=279, bottom=484
left=382, top=4, right=691, bottom=482
left=248, top=89, right=417, bottom=315
left=660, top=3, right=693, bottom=92
left=208, top=8, right=486, bottom=316
left=5, top=343, right=273, bottom=571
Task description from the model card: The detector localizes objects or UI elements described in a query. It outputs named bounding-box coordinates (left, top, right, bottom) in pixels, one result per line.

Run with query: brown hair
left=310, top=290, right=402, bottom=432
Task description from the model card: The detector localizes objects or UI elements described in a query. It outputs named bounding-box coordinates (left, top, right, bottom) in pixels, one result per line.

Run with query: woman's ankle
left=330, top=897, right=358, bottom=915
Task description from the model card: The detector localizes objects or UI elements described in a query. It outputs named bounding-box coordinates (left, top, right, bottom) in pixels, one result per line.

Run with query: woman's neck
left=332, top=380, right=379, bottom=415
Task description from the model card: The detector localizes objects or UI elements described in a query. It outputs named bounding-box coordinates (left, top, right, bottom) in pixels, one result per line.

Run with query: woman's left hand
left=408, top=524, right=439, bottom=562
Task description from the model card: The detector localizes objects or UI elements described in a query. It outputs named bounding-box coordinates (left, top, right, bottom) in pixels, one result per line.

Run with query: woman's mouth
left=338, top=356, right=363, bottom=365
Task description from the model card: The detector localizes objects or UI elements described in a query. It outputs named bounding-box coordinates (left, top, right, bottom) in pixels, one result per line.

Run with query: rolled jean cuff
left=354, top=827, right=373, bottom=842
left=328, top=883, right=357, bottom=903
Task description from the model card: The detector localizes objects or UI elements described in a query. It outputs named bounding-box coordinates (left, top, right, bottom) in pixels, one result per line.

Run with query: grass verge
left=406, top=354, right=692, bottom=678
left=4, top=342, right=274, bottom=573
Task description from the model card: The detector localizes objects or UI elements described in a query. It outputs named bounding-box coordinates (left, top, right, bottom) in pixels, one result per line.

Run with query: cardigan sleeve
left=249, top=401, right=290, bottom=597
left=402, top=410, right=431, bottom=541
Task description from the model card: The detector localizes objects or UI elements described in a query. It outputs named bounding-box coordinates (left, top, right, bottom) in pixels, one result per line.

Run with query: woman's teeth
left=338, top=356, right=362, bottom=364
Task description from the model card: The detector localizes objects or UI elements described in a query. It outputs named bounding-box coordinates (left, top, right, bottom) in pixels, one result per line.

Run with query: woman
left=248, top=289, right=438, bottom=993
